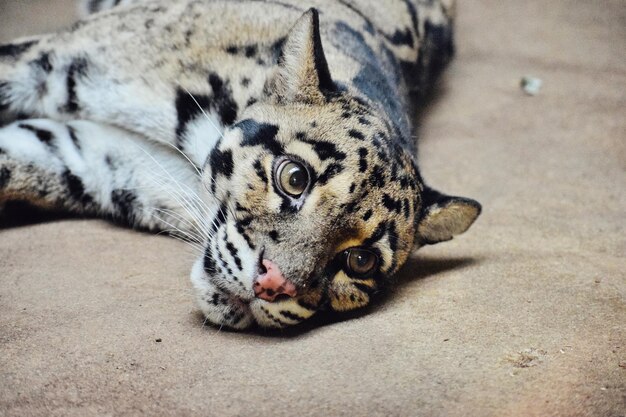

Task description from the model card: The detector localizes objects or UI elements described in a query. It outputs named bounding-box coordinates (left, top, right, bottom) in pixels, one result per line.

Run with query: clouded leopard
left=0, top=0, right=481, bottom=329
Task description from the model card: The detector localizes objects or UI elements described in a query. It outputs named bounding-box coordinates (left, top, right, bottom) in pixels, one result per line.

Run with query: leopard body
left=0, top=0, right=480, bottom=329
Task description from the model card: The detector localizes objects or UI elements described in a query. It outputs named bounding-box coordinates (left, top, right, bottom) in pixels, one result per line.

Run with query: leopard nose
left=253, top=259, right=297, bottom=302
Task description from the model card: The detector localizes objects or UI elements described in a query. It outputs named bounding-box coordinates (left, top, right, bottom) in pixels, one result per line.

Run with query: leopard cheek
left=328, top=270, right=376, bottom=312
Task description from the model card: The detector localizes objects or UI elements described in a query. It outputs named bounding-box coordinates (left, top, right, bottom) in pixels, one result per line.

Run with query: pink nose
left=253, top=259, right=297, bottom=302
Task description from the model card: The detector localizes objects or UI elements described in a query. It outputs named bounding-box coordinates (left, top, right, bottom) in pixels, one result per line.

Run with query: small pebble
left=520, top=76, right=543, bottom=96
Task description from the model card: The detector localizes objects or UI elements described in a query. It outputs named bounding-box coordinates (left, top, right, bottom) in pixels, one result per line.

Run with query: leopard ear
left=416, top=186, right=482, bottom=245
left=270, top=8, right=335, bottom=104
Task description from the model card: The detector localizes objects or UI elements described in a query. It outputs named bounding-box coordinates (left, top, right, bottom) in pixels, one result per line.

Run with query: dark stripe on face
left=352, top=281, right=376, bottom=295
left=316, top=162, right=344, bottom=185
left=296, top=133, right=346, bottom=161
left=203, top=245, right=218, bottom=275
left=174, top=88, right=210, bottom=143
left=224, top=232, right=243, bottom=271
left=280, top=310, right=306, bottom=322
left=252, top=159, right=268, bottom=184
left=402, top=198, right=411, bottom=219
left=215, top=238, right=233, bottom=277
left=260, top=306, right=289, bottom=327
left=0, top=40, right=38, bottom=58
left=386, top=221, right=399, bottom=273
left=363, top=222, right=387, bottom=247
left=237, top=119, right=282, bottom=155
left=235, top=219, right=256, bottom=250
left=211, top=202, right=228, bottom=234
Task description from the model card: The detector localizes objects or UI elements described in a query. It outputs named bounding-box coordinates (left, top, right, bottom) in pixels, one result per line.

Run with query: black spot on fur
left=0, top=167, right=11, bottom=189
left=31, top=52, right=52, bottom=73
left=208, top=72, right=238, bottom=125
left=402, top=198, right=411, bottom=219
left=362, top=209, right=373, bottom=221
left=349, top=182, right=356, bottom=193
left=244, top=45, right=257, bottom=58
left=345, top=201, right=360, bottom=214
left=369, top=165, right=386, bottom=187
left=104, top=155, right=115, bottom=169
left=388, top=28, right=414, bottom=47
left=297, top=299, right=318, bottom=311
left=208, top=146, right=233, bottom=193
left=237, top=119, right=282, bottom=155
left=269, top=230, right=279, bottom=242
left=18, top=123, right=54, bottom=145
left=64, top=57, right=88, bottom=113
left=226, top=45, right=239, bottom=54
left=270, top=37, right=286, bottom=61
left=246, top=97, right=257, bottom=107
left=358, top=148, right=368, bottom=172
left=67, top=126, right=81, bottom=150
left=62, top=170, right=93, bottom=206
left=111, top=189, right=138, bottom=222
left=241, top=77, right=250, bottom=87
left=0, top=81, right=11, bottom=111
left=174, top=88, right=210, bottom=144
left=0, top=40, right=37, bottom=58
left=358, top=116, right=371, bottom=126
left=382, top=194, right=402, bottom=214
left=348, top=129, right=365, bottom=141
left=209, top=148, right=234, bottom=178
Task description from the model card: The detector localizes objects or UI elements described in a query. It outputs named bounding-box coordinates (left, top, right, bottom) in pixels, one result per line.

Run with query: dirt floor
left=1, top=1, right=624, bottom=416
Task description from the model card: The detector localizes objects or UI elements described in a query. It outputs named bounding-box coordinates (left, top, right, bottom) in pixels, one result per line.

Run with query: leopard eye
left=345, top=248, right=378, bottom=276
left=276, top=159, right=309, bottom=197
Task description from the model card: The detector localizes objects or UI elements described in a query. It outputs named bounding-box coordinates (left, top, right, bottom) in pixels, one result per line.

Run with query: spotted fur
left=0, top=0, right=480, bottom=329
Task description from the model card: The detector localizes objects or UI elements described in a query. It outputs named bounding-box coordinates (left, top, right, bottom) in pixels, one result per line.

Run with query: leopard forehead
left=204, top=97, right=422, bottom=280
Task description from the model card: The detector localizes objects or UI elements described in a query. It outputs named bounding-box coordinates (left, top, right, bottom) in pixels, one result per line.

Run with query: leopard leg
left=0, top=14, right=225, bottom=167
left=0, top=118, right=208, bottom=234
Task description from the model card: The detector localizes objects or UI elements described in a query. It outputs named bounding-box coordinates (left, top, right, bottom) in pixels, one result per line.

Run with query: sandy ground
left=0, top=1, right=624, bottom=416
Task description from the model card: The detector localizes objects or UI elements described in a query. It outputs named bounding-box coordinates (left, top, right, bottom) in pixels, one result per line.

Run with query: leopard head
left=191, top=9, right=480, bottom=329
